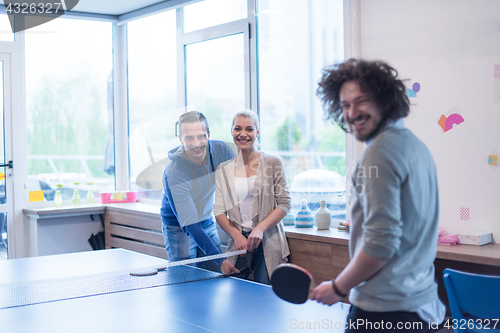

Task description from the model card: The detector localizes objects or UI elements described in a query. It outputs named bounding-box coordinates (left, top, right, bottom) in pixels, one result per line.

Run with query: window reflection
left=128, top=10, right=177, bottom=200
left=257, top=0, right=345, bottom=218
left=185, top=34, right=245, bottom=143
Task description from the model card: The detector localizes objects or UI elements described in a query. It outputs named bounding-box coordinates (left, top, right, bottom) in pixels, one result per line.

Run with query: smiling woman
left=231, top=110, right=259, bottom=151
left=214, top=109, right=291, bottom=284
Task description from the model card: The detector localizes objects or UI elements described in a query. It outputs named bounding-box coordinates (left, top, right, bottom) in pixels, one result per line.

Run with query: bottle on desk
left=314, top=200, right=332, bottom=230
left=54, top=184, right=63, bottom=208
left=294, top=199, right=314, bottom=228
left=72, top=182, right=81, bottom=207
left=87, top=181, right=95, bottom=206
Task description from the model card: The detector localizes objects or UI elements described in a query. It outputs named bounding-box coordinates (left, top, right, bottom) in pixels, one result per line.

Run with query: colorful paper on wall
left=406, top=82, right=420, bottom=98
left=406, top=88, right=417, bottom=97
left=494, top=64, right=500, bottom=104
left=487, top=149, right=499, bottom=172
left=29, top=190, right=44, bottom=202
left=437, top=106, right=464, bottom=133
left=459, top=207, right=470, bottom=221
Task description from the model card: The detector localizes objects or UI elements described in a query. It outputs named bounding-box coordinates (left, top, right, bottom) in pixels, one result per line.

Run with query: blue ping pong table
left=0, top=249, right=350, bottom=332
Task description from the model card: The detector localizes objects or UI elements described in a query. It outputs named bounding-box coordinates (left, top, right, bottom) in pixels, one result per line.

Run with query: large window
left=129, top=3, right=249, bottom=200
left=125, top=0, right=345, bottom=212
left=128, top=10, right=178, bottom=199
left=257, top=0, right=346, bottom=218
left=25, top=18, right=113, bottom=202
left=185, top=34, right=246, bottom=143
left=182, top=0, right=249, bottom=142
left=183, top=0, right=247, bottom=32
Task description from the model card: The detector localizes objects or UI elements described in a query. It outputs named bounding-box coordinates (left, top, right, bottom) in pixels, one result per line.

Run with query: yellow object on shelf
left=114, top=192, right=124, bottom=201
left=29, top=190, right=44, bottom=202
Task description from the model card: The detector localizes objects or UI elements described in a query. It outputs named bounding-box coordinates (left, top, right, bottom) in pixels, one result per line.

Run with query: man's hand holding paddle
left=270, top=263, right=346, bottom=306
left=309, top=281, right=343, bottom=306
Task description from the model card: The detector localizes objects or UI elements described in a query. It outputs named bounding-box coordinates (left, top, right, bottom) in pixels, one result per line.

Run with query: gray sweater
left=349, top=123, right=440, bottom=312
left=214, top=152, right=291, bottom=277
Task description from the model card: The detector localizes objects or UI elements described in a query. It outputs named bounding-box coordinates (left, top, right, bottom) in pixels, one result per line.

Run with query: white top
left=234, top=175, right=256, bottom=232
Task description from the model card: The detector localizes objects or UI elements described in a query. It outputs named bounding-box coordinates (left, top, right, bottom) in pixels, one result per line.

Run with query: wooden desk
left=434, top=244, right=500, bottom=311
left=285, top=225, right=500, bottom=279
left=436, top=243, right=500, bottom=266
left=285, top=227, right=350, bottom=285
left=22, top=203, right=161, bottom=258
left=104, top=203, right=167, bottom=260
left=284, top=225, right=500, bottom=313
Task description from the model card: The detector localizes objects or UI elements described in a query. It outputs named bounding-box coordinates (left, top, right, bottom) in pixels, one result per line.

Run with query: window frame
left=21, top=15, right=117, bottom=206
left=120, top=0, right=355, bottom=205
left=176, top=15, right=254, bottom=111
left=127, top=1, right=257, bottom=203
left=13, top=0, right=355, bottom=206
left=3, top=0, right=356, bottom=256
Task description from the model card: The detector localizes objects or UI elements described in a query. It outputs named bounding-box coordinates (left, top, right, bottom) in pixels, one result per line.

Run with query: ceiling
left=70, top=0, right=168, bottom=16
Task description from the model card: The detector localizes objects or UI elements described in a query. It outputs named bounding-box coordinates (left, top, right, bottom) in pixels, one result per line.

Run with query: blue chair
left=443, top=268, right=500, bottom=332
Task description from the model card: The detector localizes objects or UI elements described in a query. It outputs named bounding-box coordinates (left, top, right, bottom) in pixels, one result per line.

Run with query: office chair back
left=443, top=268, right=500, bottom=322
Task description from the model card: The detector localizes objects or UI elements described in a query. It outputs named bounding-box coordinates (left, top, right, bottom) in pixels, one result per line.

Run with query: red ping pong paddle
left=271, top=263, right=314, bottom=304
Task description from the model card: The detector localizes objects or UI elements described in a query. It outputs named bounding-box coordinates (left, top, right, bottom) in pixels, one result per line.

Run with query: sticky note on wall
left=29, top=190, right=44, bottom=202
left=487, top=149, right=499, bottom=172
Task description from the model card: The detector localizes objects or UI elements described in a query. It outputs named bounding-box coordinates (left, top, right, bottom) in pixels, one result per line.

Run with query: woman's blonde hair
left=232, top=109, right=259, bottom=131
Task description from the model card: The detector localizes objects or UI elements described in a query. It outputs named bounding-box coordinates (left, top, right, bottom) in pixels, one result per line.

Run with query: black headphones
left=174, top=121, right=180, bottom=136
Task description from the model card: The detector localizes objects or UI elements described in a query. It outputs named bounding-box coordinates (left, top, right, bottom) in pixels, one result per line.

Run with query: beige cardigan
left=213, top=152, right=291, bottom=277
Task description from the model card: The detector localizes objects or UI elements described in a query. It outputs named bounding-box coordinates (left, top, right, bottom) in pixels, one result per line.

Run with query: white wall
left=360, top=0, right=500, bottom=241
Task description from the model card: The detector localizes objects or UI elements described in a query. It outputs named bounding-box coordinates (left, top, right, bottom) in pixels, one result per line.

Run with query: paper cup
left=100, top=192, right=111, bottom=201
left=126, top=191, right=137, bottom=201
left=114, top=191, right=125, bottom=201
